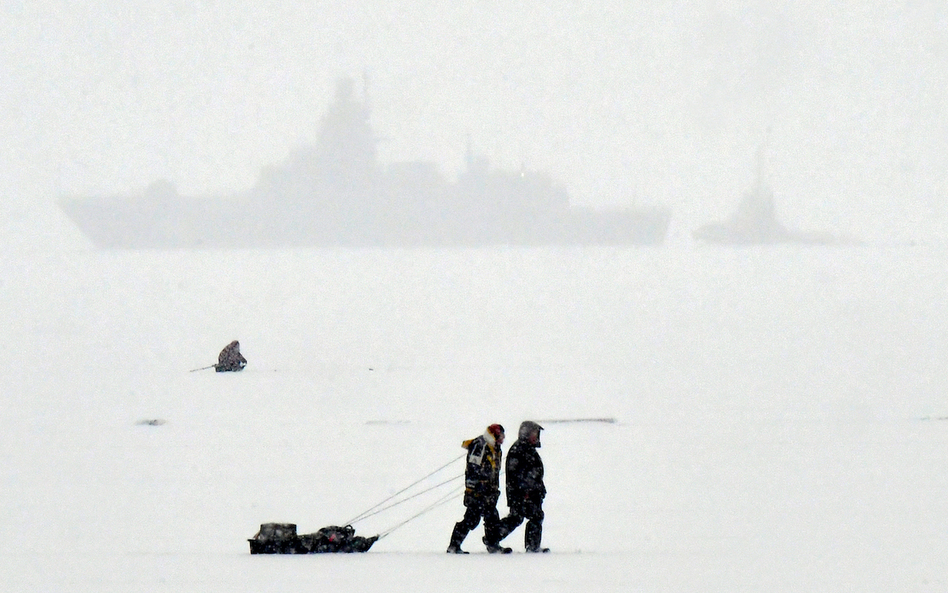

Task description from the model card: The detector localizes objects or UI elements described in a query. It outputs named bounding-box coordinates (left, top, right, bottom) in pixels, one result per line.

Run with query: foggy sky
left=2, top=1, right=946, bottom=244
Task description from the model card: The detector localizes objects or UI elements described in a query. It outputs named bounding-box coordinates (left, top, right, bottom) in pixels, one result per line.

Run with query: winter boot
left=447, top=524, right=469, bottom=554
left=482, top=536, right=512, bottom=554
left=525, top=546, right=550, bottom=553
left=524, top=521, right=546, bottom=553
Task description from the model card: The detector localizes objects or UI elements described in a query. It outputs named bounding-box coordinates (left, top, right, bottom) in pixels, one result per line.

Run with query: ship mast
left=362, top=69, right=371, bottom=111
left=755, top=127, right=772, bottom=197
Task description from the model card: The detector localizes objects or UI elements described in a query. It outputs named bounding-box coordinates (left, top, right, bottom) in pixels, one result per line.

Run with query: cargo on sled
left=247, top=449, right=474, bottom=555
left=248, top=523, right=378, bottom=554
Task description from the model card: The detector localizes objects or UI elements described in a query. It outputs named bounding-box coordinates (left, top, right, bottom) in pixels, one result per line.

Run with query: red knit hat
left=487, top=424, right=505, bottom=438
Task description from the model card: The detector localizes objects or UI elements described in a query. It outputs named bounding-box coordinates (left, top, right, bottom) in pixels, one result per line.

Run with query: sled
left=248, top=523, right=378, bottom=554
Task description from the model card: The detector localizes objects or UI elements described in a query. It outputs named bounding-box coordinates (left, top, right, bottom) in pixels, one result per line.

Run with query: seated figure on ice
left=216, top=340, right=247, bottom=372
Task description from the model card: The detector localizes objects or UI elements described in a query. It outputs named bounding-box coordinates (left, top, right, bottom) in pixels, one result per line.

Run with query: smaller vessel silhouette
left=59, top=76, right=671, bottom=249
left=693, top=140, right=843, bottom=245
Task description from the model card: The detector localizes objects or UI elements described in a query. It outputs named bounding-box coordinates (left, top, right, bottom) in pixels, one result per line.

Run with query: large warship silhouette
left=60, top=77, right=671, bottom=249
left=692, top=140, right=843, bottom=245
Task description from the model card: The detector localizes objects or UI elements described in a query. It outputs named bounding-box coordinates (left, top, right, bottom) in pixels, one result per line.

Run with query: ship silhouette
left=59, top=77, right=671, bottom=249
left=693, top=140, right=845, bottom=245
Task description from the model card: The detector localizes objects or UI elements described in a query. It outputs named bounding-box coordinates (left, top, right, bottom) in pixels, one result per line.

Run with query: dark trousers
left=449, top=496, right=503, bottom=548
left=499, top=501, right=544, bottom=550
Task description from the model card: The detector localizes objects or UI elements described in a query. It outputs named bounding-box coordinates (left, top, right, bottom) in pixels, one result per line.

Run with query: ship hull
left=60, top=198, right=671, bottom=249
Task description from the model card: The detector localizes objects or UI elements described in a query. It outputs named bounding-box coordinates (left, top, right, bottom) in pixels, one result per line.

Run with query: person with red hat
left=446, top=423, right=511, bottom=554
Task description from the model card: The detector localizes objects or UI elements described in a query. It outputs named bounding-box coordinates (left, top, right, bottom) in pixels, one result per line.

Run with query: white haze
left=2, top=4, right=948, bottom=591
left=2, top=241, right=948, bottom=591
left=2, top=2, right=948, bottom=244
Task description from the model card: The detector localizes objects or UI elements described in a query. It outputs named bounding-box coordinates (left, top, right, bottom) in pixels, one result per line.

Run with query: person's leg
left=482, top=505, right=511, bottom=553
left=524, top=505, right=547, bottom=552
left=497, top=506, right=525, bottom=543
left=447, top=505, right=481, bottom=553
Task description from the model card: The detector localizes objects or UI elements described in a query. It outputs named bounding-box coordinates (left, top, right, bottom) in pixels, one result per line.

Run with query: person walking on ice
left=497, top=421, right=549, bottom=553
left=446, top=424, right=511, bottom=554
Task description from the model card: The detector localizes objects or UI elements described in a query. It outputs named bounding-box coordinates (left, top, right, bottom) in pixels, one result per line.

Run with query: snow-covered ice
left=2, top=242, right=947, bottom=592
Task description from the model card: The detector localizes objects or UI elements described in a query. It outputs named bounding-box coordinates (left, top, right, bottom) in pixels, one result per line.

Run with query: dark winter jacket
left=461, top=432, right=503, bottom=505
left=217, top=340, right=247, bottom=372
left=505, top=439, right=545, bottom=508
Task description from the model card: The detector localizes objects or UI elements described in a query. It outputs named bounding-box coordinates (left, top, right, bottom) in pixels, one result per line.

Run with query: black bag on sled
left=249, top=523, right=378, bottom=554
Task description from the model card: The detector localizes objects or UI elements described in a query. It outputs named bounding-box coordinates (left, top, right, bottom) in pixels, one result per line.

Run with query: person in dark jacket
left=497, top=420, right=548, bottom=552
left=216, top=340, right=247, bottom=372
left=446, top=424, right=511, bottom=554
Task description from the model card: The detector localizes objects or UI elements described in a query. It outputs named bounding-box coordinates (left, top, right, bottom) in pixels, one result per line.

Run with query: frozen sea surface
left=2, top=245, right=946, bottom=592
